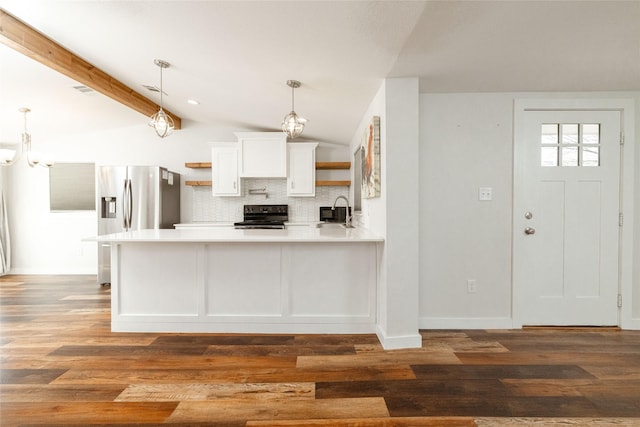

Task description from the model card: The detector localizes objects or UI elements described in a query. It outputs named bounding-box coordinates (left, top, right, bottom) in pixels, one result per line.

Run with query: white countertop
left=94, top=226, right=383, bottom=243
left=173, top=222, right=323, bottom=228
left=174, top=222, right=234, bottom=228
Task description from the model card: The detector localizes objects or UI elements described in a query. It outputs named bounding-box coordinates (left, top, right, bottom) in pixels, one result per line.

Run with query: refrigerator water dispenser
left=101, top=197, right=117, bottom=219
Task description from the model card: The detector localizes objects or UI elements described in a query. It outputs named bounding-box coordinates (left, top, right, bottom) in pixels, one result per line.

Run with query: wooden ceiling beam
left=0, top=9, right=182, bottom=130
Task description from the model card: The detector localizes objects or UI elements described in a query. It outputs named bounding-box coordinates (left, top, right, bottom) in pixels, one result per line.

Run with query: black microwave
left=319, top=206, right=351, bottom=223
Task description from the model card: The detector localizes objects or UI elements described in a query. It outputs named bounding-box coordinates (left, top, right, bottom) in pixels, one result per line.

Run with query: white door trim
left=512, top=98, right=636, bottom=329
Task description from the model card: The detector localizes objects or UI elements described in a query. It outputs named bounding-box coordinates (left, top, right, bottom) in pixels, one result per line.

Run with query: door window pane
left=582, top=124, right=600, bottom=144
left=562, top=124, right=579, bottom=144
left=541, top=147, right=558, bottom=167
left=562, top=146, right=578, bottom=167
left=541, top=124, right=559, bottom=144
left=581, top=124, right=601, bottom=166
left=582, top=146, right=600, bottom=167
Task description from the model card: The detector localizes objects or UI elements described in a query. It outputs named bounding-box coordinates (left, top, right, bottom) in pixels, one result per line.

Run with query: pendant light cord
left=159, top=65, right=164, bottom=109
left=21, top=108, right=31, bottom=148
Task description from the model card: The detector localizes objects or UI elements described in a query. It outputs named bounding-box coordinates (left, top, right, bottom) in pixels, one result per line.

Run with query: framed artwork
left=361, top=116, right=380, bottom=198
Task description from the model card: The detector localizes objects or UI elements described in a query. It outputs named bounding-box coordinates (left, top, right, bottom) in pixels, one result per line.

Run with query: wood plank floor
left=1, top=275, right=640, bottom=426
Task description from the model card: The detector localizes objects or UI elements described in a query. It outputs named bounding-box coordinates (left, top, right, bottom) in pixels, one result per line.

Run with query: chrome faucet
left=332, top=195, right=352, bottom=228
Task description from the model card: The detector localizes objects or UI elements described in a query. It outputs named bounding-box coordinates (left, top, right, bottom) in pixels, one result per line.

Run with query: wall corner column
left=376, top=77, right=422, bottom=349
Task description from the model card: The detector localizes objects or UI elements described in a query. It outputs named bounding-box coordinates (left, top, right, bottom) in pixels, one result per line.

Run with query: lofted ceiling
left=1, top=0, right=639, bottom=147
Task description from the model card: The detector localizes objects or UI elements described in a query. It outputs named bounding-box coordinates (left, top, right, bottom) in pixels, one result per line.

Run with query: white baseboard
left=112, top=321, right=378, bottom=335
left=7, top=268, right=97, bottom=275
left=623, top=318, right=640, bottom=330
left=375, top=325, right=422, bottom=349
left=422, top=317, right=640, bottom=331
left=420, top=317, right=514, bottom=330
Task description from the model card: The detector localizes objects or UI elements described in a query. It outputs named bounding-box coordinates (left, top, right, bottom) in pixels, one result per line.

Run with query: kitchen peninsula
left=96, top=226, right=383, bottom=334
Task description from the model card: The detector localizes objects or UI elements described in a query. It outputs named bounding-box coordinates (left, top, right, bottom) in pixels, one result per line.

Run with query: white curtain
left=0, top=188, right=10, bottom=275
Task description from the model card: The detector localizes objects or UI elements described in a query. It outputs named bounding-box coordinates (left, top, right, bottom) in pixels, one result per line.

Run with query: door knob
left=524, top=227, right=536, bottom=235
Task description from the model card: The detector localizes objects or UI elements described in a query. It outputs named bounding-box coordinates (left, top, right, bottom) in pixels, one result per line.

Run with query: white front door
left=513, top=109, right=621, bottom=326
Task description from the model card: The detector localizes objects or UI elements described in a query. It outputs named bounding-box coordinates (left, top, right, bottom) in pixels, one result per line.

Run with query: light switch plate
left=479, top=187, right=492, bottom=201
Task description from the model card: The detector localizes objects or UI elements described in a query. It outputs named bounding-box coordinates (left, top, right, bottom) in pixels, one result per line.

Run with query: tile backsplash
left=192, top=179, right=350, bottom=223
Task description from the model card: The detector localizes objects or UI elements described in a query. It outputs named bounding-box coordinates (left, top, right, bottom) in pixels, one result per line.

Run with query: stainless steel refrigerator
left=96, top=165, right=180, bottom=285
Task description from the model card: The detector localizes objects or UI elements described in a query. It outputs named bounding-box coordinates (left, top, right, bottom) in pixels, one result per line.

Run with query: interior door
left=513, top=110, right=621, bottom=326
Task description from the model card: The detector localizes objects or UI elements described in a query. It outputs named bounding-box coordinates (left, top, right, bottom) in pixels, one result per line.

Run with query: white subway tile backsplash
left=192, top=179, right=350, bottom=223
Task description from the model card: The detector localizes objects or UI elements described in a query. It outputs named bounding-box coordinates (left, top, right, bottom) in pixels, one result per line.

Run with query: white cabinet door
left=236, top=132, right=287, bottom=178
left=287, top=143, right=318, bottom=197
left=212, top=145, right=241, bottom=196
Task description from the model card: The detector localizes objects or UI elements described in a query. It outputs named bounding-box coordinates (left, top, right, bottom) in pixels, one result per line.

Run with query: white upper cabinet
left=287, top=142, right=318, bottom=197
left=235, top=132, right=287, bottom=178
left=211, top=144, right=241, bottom=196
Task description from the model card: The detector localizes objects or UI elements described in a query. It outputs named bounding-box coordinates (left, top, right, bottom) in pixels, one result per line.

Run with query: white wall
left=7, top=151, right=97, bottom=274
left=419, top=91, right=640, bottom=329
left=420, top=93, right=514, bottom=327
left=5, top=120, right=350, bottom=274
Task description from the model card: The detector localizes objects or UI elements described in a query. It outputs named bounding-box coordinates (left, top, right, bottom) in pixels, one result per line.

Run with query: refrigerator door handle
left=122, top=179, right=130, bottom=230
left=126, top=179, right=133, bottom=230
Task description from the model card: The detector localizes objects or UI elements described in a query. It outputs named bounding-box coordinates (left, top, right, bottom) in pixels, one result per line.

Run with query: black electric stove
left=233, top=204, right=288, bottom=229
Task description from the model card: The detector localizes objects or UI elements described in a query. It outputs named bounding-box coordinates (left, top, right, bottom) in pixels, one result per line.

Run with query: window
left=540, top=123, right=600, bottom=167
left=49, top=163, right=96, bottom=211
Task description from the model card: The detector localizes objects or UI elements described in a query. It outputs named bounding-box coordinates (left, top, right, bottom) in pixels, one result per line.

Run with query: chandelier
left=0, top=108, right=54, bottom=168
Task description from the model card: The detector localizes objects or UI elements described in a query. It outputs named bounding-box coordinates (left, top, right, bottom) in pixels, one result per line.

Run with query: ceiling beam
left=0, top=9, right=182, bottom=130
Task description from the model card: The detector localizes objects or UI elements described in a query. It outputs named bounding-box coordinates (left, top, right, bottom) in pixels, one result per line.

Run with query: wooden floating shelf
left=316, top=180, right=351, bottom=187
left=316, top=162, right=351, bottom=170
left=185, top=180, right=350, bottom=187
left=185, top=162, right=212, bottom=168
left=185, top=180, right=212, bottom=186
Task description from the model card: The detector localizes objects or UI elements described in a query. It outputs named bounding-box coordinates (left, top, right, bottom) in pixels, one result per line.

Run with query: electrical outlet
left=467, top=279, right=477, bottom=293
left=479, top=187, right=492, bottom=201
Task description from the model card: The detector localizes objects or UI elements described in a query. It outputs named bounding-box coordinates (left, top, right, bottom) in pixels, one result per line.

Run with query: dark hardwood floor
left=1, top=275, right=640, bottom=426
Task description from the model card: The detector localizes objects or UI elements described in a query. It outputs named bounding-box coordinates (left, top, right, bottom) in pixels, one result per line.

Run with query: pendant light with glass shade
left=148, top=59, right=174, bottom=138
left=0, top=108, right=54, bottom=168
left=281, top=80, right=307, bottom=138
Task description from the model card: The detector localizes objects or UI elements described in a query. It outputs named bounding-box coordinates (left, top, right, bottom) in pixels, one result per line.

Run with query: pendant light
left=0, top=146, right=18, bottom=166
left=281, top=80, right=307, bottom=138
left=0, top=108, right=54, bottom=168
left=0, top=108, right=24, bottom=166
left=148, top=59, right=174, bottom=138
